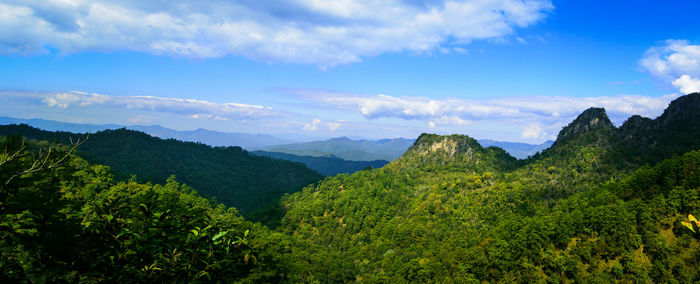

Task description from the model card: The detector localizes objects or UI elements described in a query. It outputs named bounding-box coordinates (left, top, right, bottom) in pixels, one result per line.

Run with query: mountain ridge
left=528, top=93, right=700, bottom=169
left=0, top=124, right=323, bottom=216
left=251, top=150, right=389, bottom=176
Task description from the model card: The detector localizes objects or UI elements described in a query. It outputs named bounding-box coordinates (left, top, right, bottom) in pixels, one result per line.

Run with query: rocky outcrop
left=407, top=133, right=482, bottom=157
left=553, top=107, right=613, bottom=146
left=656, top=93, right=700, bottom=125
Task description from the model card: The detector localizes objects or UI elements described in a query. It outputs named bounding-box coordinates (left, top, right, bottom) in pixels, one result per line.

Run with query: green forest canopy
left=1, top=93, right=699, bottom=282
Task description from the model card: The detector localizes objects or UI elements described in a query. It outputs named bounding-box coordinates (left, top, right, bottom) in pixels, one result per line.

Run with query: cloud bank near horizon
left=289, top=89, right=681, bottom=140
left=1, top=88, right=683, bottom=141
left=1, top=90, right=280, bottom=121
left=0, top=0, right=552, bottom=67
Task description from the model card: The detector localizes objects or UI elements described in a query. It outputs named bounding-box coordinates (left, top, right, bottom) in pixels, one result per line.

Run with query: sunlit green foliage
left=270, top=128, right=700, bottom=282
left=0, top=125, right=323, bottom=217
left=0, top=135, right=256, bottom=282
left=2, top=94, right=699, bottom=282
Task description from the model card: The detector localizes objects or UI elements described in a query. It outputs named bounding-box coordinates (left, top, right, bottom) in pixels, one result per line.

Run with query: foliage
left=0, top=135, right=256, bottom=282
left=268, top=134, right=700, bottom=282
left=2, top=93, right=700, bottom=282
left=0, top=125, right=323, bottom=217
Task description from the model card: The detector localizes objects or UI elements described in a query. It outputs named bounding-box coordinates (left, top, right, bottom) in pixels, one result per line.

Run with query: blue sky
left=1, top=0, right=699, bottom=143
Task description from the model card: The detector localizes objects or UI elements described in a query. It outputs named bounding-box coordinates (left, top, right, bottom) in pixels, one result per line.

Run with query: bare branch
left=4, top=135, right=89, bottom=186
left=0, top=140, right=26, bottom=168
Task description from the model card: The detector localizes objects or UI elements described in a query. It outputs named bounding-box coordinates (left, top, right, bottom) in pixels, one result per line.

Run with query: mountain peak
left=657, top=92, right=700, bottom=125
left=407, top=133, right=483, bottom=157
left=554, top=107, right=613, bottom=144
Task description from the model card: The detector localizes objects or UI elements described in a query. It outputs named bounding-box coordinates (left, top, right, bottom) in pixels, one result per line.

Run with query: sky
left=1, top=0, right=699, bottom=143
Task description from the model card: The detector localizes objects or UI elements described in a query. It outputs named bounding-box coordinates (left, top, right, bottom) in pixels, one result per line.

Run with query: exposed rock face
left=399, top=133, right=519, bottom=172
left=408, top=133, right=481, bottom=157
left=554, top=107, right=613, bottom=145
left=619, top=115, right=654, bottom=140
left=657, top=93, right=700, bottom=125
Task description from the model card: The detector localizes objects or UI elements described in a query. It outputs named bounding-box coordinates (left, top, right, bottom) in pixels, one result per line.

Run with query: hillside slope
left=256, top=93, right=700, bottom=282
left=0, top=125, right=322, bottom=216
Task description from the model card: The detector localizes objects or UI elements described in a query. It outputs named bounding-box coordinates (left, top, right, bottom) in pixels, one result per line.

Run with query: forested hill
left=1, top=94, right=698, bottom=282
left=532, top=92, right=700, bottom=172
left=0, top=125, right=322, bottom=215
left=396, top=133, right=520, bottom=172
left=270, top=93, right=700, bottom=282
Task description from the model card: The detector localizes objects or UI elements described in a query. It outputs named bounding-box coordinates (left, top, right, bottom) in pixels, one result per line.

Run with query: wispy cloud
left=640, top=40, right=700, bottom=94
left=288, top=89, right=680, bottom=140
left=290, top=89, right=678, bottom=122
left=0, top=0, right=552, bottom=67
left=1, top=90, right=279, bottom=121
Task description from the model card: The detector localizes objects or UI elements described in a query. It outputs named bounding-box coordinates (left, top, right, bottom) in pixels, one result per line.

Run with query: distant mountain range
left=0, top=117, right=292, bottom=149
left=477, top=139, right=553, bottom=159
left=252, top=151, right=389, bottom=176
left=262, top=137, right=553, bottom=161
left=259, top=137, right=416, bottom=161
left=0, top=116, right=553, bottom=160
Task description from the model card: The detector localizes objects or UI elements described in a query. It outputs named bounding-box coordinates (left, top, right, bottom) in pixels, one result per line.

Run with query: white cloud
left=521, top=124, right=542, bottom=139
left=303, top=118, right=322, bottom=131
left=672, top=75, right=700, bottom=94
left=291, top=89, right=679, bottom=126
left=4, top=90, right=278, bottom=121
left=640, top=40, right=700, bottom=94
left=453, top=47, right=469, bottom=54
left=0, top=0, right=553, bottom=66
left=326, top=121, right=341, bottom=131
left=429, top=115, right=472, bottom=127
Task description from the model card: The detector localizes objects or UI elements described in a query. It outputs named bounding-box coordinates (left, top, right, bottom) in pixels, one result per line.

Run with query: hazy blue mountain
left=0, top=116, right=292, bottom=149
left=252, top=150, right=389, bottom=176
left=0, top=116, right=122, bottom=133
left=1, top=116, right=554, bottom=159
left=260, top=137, right=416, bottom=161
left=127, top=125, right=293, bottom=149
left=477, top=139, right=553, bottom=159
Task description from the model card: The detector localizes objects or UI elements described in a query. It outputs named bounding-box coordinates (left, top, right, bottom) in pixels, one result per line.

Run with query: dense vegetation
left=264, top=93, right=700, bottom=281
left=1, top=93, right=699, bottom=282
left=0, top=126, right=322, bottom=216
left=0, top=135, right=259, bottom=282
left=252, top=150, right=388, bottom=176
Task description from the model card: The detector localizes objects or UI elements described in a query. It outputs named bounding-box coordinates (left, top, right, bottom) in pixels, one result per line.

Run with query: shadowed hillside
left=0, top=125, right=323, bottom=216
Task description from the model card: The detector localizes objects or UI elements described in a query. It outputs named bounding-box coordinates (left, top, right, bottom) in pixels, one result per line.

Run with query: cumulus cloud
left=291, top=89, right=679, bottom=126
left=326, top=121, right=341, bottom=131
left=303, top=118, right=322, bottom=131
left=521, top=124, right=543, bottom=139
left=672, top=75, right=700, bottom=94
left=2, top=90, right=278, bottom=121
left=640, top=40, right=700, bottom=94
left=0, top=0, right=552, bottom=66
